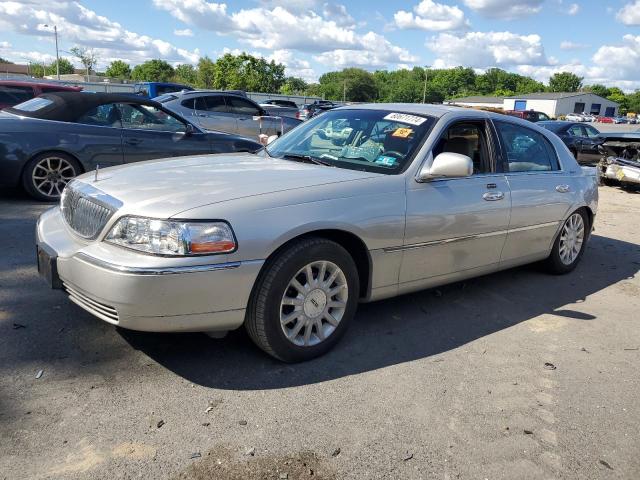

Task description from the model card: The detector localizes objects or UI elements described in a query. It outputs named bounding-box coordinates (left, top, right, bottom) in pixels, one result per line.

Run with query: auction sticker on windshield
left=383, top=112, right=427, bottom=126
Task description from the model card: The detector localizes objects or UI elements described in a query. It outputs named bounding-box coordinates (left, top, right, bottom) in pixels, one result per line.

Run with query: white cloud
left=268, top=49, right=317, bottom=82
left=394, top=0, right=469, bottom=31
left=616, top=1, right=640, bottom=25
left=174, top=28, right=194, bottom=37
left=0, top=0, right=200, bottom=67
left=566, top=3, right=579, bottom=15
left=0, top=41, right=11, bottom=49
left=153, top=0, right=413, bottom=69
left=463, top=0, right=543, bottom=19
left=428, top=31, right=548, bottom=69
left=560, top=40, right=588, bottom=50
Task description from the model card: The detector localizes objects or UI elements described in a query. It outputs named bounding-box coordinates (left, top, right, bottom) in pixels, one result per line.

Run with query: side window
left=204, top=95, right=228, bottom=112
left=432, top=122, right=492, bottom=174
left=0, top=86, right=34, bottom=104
left=537, top=113, right=550, bottom=121
left=226, top=96, right=261, bottom=116
left=584, top=126, right=600, bottom=138
left=76, top=103, right=121, bottom=127
left=118, top=103, right=186, bottom=132
left=495, top=121, right=559, bottom=173
left=567, top=125, right=585, bottom=137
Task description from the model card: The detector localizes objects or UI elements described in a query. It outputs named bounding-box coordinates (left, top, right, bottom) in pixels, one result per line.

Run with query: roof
left=4, top=91, right=159, bottom=122
left=0, top=80, right=81, bottom=91
left=504, top=92, right=617, bottom=104
left=445, top=96, right=504, bottom=104
left=338, top=102, right=481, bottom=118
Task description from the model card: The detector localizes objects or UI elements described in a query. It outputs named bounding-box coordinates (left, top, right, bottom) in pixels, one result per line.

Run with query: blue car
left=0, top=92, right=262, bottom=201
left=134, top=82, right=193, bottom=99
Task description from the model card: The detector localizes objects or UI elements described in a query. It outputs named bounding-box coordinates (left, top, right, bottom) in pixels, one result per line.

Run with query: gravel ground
left=1, top=185, right=639, bottom=480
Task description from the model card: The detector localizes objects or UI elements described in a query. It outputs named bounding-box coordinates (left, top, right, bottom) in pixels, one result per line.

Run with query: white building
left=444, top=96, right=504, bottom=109
left=503, top=92, right=619, bottom=118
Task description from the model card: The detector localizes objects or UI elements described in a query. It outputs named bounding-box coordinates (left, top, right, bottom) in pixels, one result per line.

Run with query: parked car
left=538, top=121, right=603, bottom=164
left=263, top=99, right=298, bottom=109
left=307, top=100, right=340, bottom=119
left=297, top=103, right=312, bottom=120
left=565, top=113, right=586, bottom=122
left=505, top=110, right=551, bottom=122
left=613, top=116, right=629, bottom=124
left=0, top=92, right=261, bottom=201
left=259, top=103, right=299, bottom=119
left=597, top=131, right=640, bottom=188
left=597, top=116, right=614, bottom=124
left=35, top=104, right=598, bottom=361
left=0, top=80, right=81, bottom=109
left=134, top=82, right=193, bottom=98
left=158, top=90, right=302, bottom=140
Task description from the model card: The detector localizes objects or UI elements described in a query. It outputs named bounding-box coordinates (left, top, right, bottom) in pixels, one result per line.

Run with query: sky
left=1, top=0, right=640, bottom=90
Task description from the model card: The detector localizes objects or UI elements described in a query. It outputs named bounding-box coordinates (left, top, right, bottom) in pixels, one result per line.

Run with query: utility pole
left=422, top=65, right=430, bottom=104
left=343, top=78, right=346, bottom=103
left=44, top=24, right=60, bottom=80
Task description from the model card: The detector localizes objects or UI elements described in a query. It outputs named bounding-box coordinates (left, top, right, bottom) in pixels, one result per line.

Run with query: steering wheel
left=382, top=150, right=405, bottom=159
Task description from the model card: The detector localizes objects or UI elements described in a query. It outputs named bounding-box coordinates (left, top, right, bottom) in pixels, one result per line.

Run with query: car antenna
left=94, top=164, right=99, bottom=182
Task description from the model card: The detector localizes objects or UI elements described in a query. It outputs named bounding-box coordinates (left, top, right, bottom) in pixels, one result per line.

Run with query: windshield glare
left=266, top=109, right=435, bottom=174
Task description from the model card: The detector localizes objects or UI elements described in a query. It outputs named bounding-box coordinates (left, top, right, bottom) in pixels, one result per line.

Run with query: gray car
left=36, top=104, right=598, bottom=362
left=157, top=90, right=302, bottom=141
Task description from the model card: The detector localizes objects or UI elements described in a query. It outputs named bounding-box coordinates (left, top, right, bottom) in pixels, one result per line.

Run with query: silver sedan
left=36, top=104, right=598, bottom=362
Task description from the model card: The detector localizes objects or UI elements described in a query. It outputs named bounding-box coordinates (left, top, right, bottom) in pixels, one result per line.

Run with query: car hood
left=75, top=153, right=379, bottom=218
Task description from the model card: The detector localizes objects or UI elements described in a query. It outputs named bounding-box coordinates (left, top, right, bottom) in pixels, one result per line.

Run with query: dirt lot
left=1, top=185, right=639, bottom=480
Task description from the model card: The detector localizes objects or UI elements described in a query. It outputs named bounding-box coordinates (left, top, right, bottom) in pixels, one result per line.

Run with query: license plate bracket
left=37, top=243, right=62, bottom=289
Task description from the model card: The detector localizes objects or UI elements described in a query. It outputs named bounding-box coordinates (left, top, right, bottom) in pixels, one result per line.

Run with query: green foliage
left=607, top=87, right=628, bottom=112
left=474, top=68, right=544, bottom=95
left=583, top=84, right=610, bottom=98
left=319, top=68, right=377, bottom=102
left=131, top=59, right=175, bottom=82
left=280, top=77, right=308, bottom=95
left=70, top=46, right=98, bottom=73
left=196, top=56, right=216, bottom=88
left=0, top=57, right=13, bottom=64
left=173, top=64, right=197, bottom=86
left=48, top=58, right=75, bottom=75
left=105, top=60, right=131, bottom=79
left=549, top=72, right=583, bottom=92
left=625, top=90, right=640, bottom=114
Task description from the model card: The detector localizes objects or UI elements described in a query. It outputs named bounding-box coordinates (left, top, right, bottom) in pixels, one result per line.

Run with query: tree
left=47, top=58, right=75, bottom=75
left=606, top=87, right=628, bottom=112
left=131, top=59, right=175, bottom=82
left=584, top=84, right=610, bottom=98
left=626, top=90, right=640, bottom=114
left=280, top=77, right=307, bottom=95
left=548, top=72, right=583, bottom=92
left=173, top=64, right=197, bottom=86
left=0, top=57, right=13, bottom=64
left=319, top=68, right=377, bottom=102
left=70, top=46, right=98, bottom=75
left=105, top=60, right=131, bottom=79
left=196, top=56, right=216, bottom=88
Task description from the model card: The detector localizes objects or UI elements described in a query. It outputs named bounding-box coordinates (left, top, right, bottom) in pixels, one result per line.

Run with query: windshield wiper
left=280, top=152, right=334, bottom=167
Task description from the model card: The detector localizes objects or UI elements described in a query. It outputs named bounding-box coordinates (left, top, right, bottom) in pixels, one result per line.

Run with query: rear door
left=493, top=120, right=575, bottom=263
left=74, top=103, right=124, bottom=168
left=118, top=103, right=211, bottom=163
left=225, top=96, right=267, bottom=139
left=190, top=95, right=238, bottom=134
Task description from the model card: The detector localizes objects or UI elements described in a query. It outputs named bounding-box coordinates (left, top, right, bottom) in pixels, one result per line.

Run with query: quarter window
left=226, top=96, right=261, bottom=116
left=494, top=121, right=559, bottom=172
left=584, top=125, right=600, bottom=138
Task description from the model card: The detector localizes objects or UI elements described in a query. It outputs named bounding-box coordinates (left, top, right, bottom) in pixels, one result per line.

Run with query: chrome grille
left=61, top=182, right=117, bottom=239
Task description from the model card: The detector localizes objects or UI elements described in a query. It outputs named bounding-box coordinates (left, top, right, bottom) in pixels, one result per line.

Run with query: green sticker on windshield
left=375, top=155, right=397, bottom=167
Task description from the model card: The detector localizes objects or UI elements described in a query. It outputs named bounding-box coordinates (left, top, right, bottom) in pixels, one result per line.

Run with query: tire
left=245, top=238, right=360, bottom=362
left=22, top=152, right=82, bottom=202
left=545, top=209, right=589, bottom=274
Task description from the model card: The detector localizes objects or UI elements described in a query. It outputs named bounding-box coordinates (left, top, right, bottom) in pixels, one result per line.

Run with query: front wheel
left=22, top=152, right=81, bottom=201
left=245, top=238, right=360, bottom=362
left=545, top=209, right=589, bottom=274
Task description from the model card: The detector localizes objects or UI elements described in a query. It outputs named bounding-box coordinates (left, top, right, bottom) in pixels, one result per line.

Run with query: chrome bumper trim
left=74, top=252, right=242, bottom=275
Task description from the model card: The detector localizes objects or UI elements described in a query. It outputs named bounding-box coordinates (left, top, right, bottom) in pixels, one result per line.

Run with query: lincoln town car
left=36, top=104, right=598, bottom=362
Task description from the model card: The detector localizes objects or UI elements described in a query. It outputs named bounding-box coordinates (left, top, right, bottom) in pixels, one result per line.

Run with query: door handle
left=483, top=191, right=504, bottom=201
left=125, top=138, right=143, bottom=146
left=556, top=184, right=570, bottom=193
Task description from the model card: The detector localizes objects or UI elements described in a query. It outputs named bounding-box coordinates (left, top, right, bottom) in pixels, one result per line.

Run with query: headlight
left=105, top=216, right=236, bottom=256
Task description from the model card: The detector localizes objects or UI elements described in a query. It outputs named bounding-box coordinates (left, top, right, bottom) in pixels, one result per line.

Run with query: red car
left=0, top=80, right=82, bottom=110
left=597, top=116, right=614, bottom=123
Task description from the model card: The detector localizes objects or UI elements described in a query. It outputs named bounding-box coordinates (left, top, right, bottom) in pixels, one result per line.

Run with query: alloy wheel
left=32, top=156, right=76, bottom=198
left=280, top=260, right=348, bottom=347
left=559, top=213, right=585, bottom=265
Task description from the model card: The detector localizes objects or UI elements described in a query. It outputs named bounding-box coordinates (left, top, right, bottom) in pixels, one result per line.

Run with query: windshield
left=266, top=109, right=435, bottom=174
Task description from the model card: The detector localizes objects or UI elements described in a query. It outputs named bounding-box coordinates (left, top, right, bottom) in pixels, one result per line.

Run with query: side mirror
left=184, top=123, right=195, bottom=136
left=418, top=152, right=473, bottom=182
left=266, top=134, right=278, bottom=145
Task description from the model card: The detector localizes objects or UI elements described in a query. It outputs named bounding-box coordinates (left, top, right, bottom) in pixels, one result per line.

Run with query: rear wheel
left=245, top=238, right=359, bottom=362
left=22, top=152, right=81, bottom=201
left=545, top=209, right=589, bottom=274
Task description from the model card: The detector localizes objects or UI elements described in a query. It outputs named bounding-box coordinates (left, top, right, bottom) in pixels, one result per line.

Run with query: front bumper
left=36, top=207, right=264, bottom=332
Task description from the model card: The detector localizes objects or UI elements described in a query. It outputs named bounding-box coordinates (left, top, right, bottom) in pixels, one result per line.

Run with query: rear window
left=154, top=94, right=178, bottom=103
left=10, top=97, right=54, bottom=112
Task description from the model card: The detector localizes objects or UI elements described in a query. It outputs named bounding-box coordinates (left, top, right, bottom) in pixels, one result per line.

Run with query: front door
left=118, top=103, right=211, bottom=163
left=493, top=120, right=576, bottom=262
left=399, top=120, right=512, bottom=285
